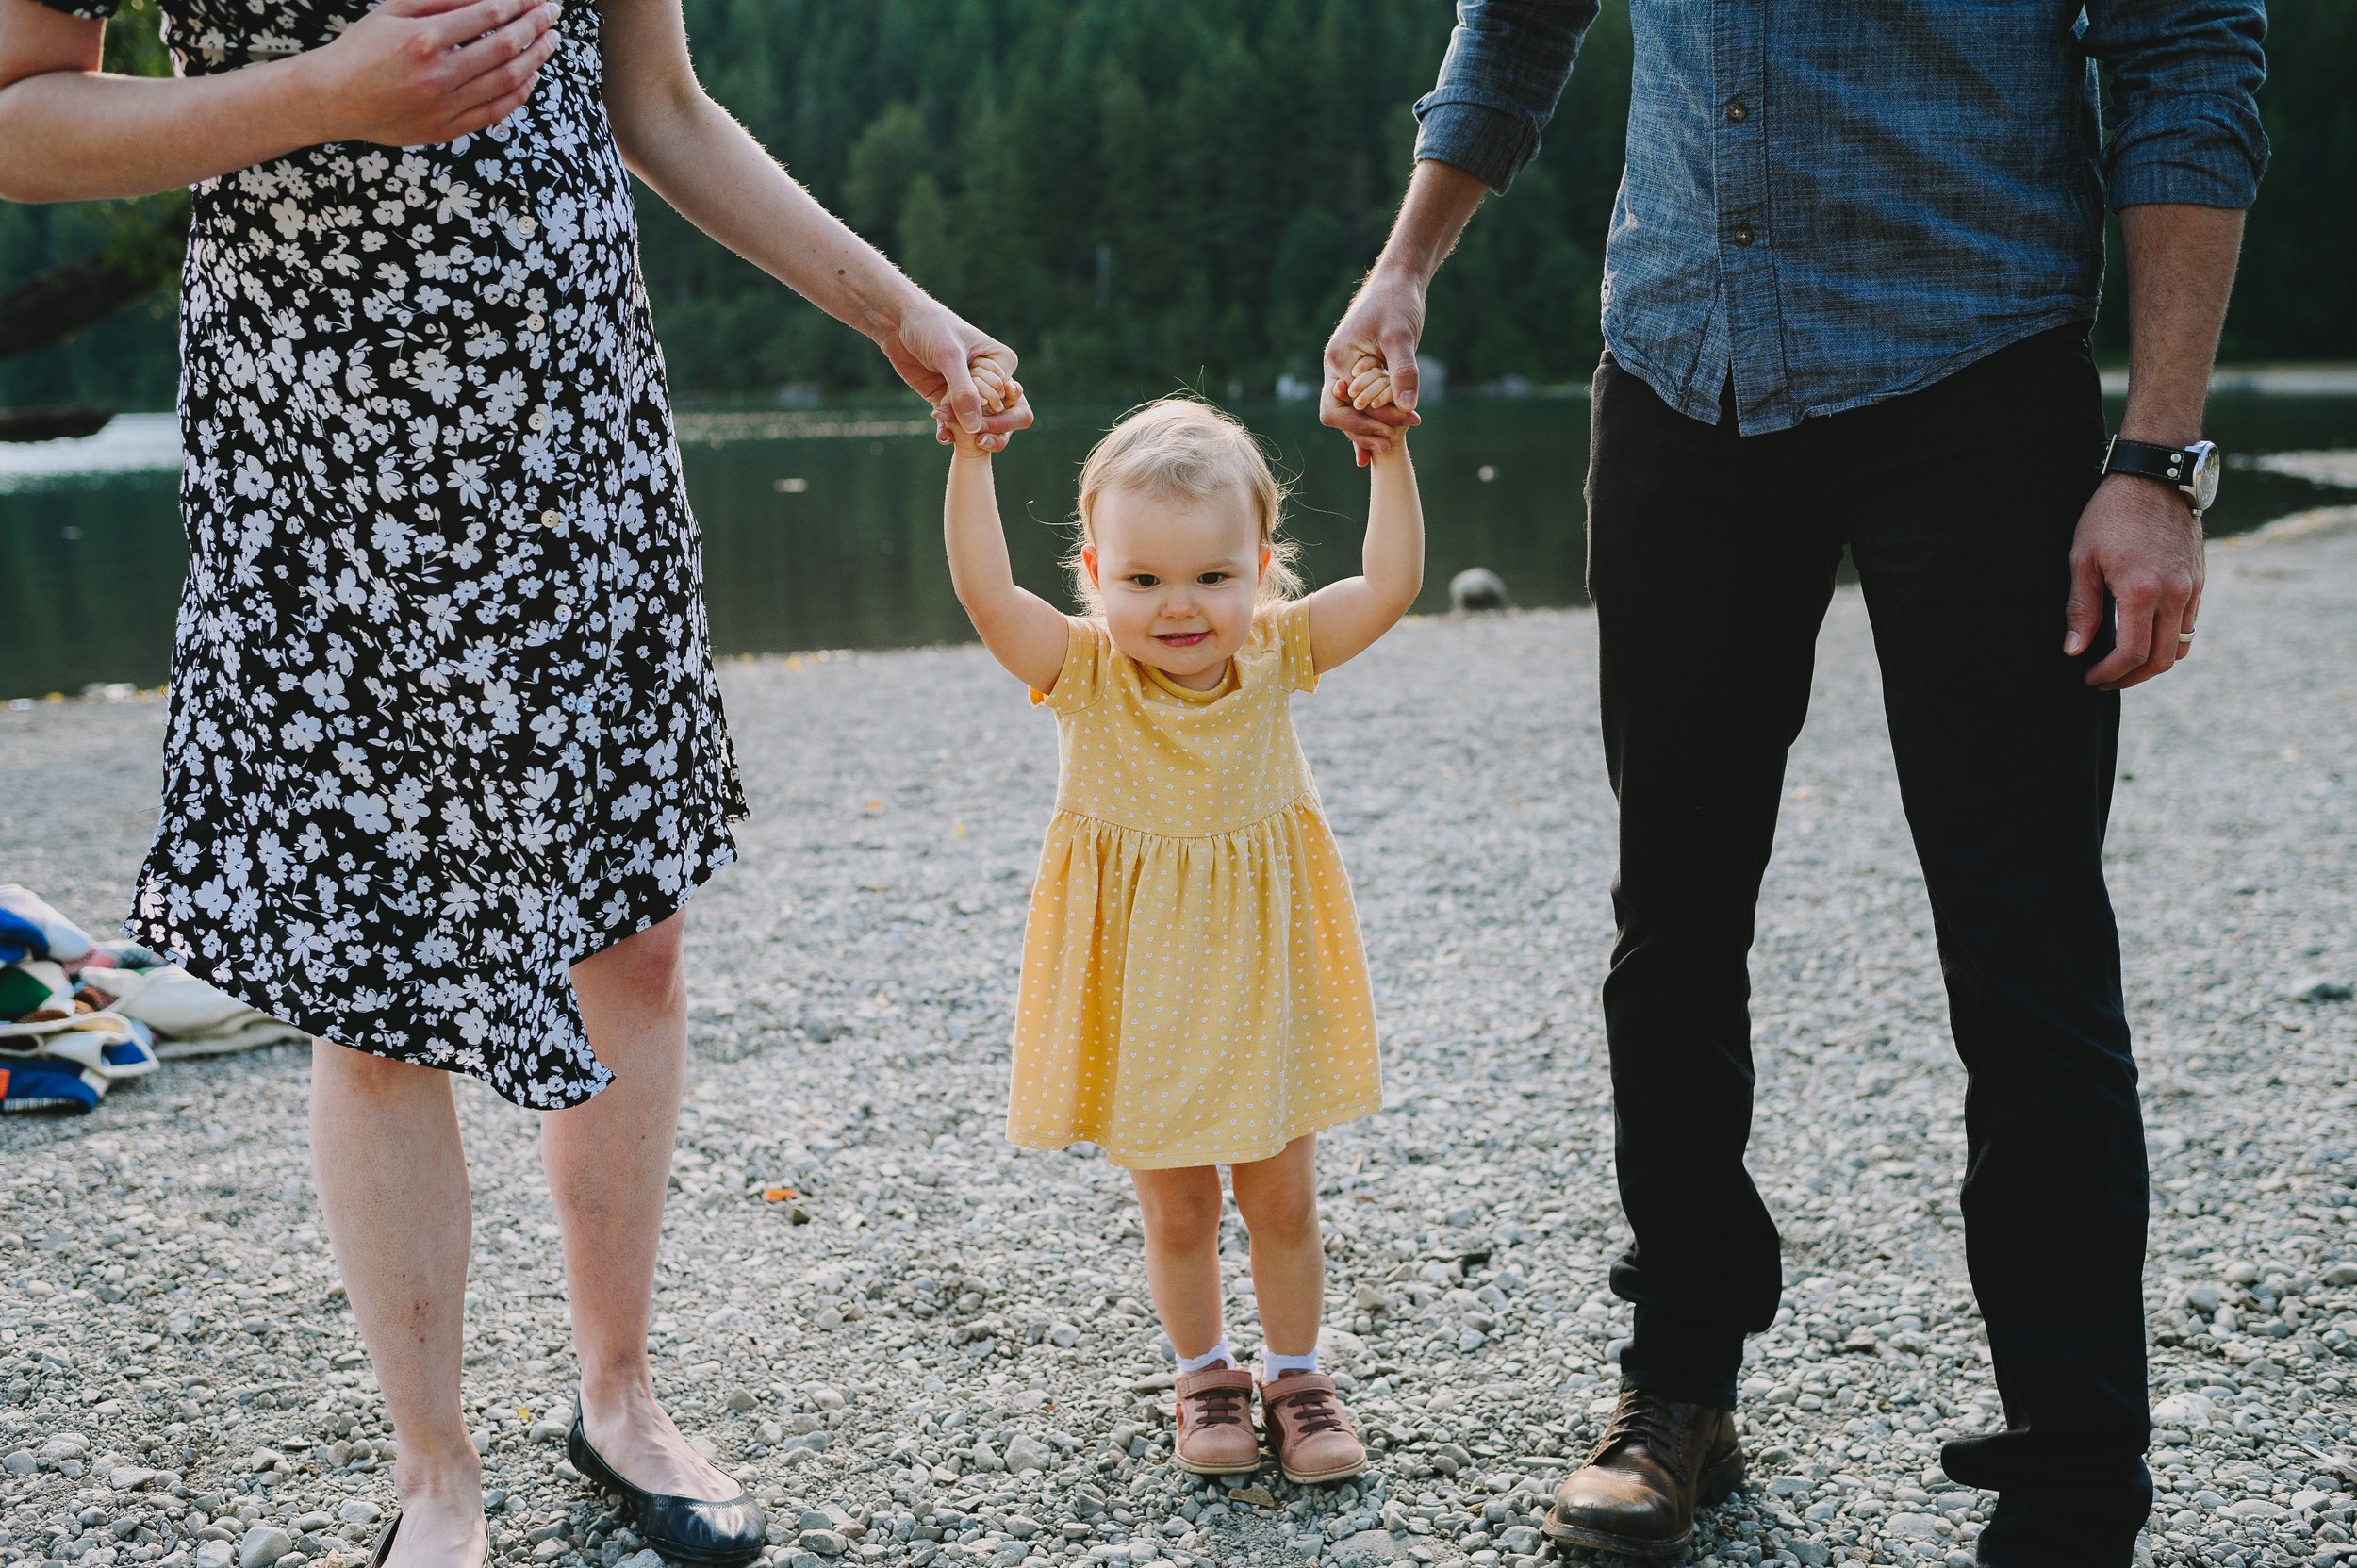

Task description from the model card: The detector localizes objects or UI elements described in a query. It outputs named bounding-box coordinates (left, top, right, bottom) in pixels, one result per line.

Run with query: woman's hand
left=881, top=301, right=1033, bottom=454
left=294, top=0, right=562, bottom=149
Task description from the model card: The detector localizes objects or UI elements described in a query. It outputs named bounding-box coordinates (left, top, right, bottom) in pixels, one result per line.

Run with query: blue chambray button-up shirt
left=1413, top=1, right=2268, bottom=435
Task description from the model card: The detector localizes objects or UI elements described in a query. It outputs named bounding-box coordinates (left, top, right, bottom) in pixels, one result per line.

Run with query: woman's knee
left=311, top=1037, right=453, bottom=1102
left=573, top=913, right=686, bottom=1005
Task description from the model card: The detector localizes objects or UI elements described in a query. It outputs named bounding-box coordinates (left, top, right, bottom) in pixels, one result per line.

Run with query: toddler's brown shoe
left=1258, top=1370, right=1366, bottom=1484
left=1172, top=1366, right=1261, bottom=1476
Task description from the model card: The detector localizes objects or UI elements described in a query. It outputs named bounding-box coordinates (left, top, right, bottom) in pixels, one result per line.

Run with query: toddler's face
left=1085, top=483, right=1267, bottom=690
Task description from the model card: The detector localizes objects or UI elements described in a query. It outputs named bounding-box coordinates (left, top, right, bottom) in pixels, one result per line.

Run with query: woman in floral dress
left=0, top=2, right=1029, bottom=1561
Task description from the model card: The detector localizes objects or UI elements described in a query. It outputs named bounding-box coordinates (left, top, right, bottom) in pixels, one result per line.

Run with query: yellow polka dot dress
left=1006, top=598, right=1380, bottom=1170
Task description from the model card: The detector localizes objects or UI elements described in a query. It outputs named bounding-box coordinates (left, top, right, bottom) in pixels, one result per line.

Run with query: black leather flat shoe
left=365, top=1513, right=402, bottom=1568
left=568, top=1412, right=766, bottom=1568
left=364, top=1510, right=490, bottom=1568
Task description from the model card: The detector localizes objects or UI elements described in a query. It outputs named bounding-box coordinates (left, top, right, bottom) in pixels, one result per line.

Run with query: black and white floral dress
left=41, top=0, right=747, bottom=1108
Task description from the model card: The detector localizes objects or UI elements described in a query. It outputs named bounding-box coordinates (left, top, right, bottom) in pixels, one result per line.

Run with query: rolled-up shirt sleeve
left=1411, top=0, right=1596, bottom=194
left=2083, top=0, right=2269, bottom=209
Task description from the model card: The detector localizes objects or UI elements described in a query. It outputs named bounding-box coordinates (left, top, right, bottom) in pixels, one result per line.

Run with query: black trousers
left=1588, top=327, right=2151, bottom=1564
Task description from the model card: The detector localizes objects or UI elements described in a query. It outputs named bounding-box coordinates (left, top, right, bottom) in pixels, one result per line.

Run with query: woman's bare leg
left=309, top=1042, right=487, bottom=1568
left=1130, top=1165, right=1230, bottom=1360
left=542, top=911, right=736, bottom=1498
left=1229, top=1135, right=1324, bottom=1359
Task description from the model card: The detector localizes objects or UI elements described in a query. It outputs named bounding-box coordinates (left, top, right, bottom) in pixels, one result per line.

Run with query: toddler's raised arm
left=1305, top=421, right=1424, bottom=674
left=944, top=429, right=1068, bottom=694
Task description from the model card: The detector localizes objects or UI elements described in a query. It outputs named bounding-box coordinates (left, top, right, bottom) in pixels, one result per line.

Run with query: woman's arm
left=0, top=0, right=560, bottom=204
left=597, top=0, right=1031, bottom=450
left=1306, top=438, right=1424, bottom=674
left=943, top=436, right=1067, bottom=692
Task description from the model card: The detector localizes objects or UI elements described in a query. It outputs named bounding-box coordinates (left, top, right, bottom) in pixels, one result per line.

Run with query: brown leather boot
left=1544, top=1383, right=1743, bottom=1558
left=1171, top=1365, right=1261, bottom=1475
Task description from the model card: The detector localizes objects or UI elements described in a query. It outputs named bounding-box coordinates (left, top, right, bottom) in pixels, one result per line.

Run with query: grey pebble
left=5, top=518, right=2357, bottom=1568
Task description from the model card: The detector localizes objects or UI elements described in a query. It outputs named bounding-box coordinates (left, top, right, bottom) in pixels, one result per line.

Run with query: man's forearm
left=1370, top=159, right=1492, bottom=288
left=2116, top=203, right=2245, bottom=448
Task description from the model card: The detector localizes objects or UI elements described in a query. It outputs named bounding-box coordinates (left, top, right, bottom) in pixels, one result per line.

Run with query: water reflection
left=3, top=395, right=2352, bottom=700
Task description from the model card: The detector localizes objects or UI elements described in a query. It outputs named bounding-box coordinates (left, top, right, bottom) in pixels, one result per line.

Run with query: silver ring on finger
left=2177, top=629, right=2196, bottom=644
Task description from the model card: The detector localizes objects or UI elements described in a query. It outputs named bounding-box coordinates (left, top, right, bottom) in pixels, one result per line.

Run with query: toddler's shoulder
left=1032, top=615, right=1114, bottom=715
left=1256, top=598, right=1318, bottom=694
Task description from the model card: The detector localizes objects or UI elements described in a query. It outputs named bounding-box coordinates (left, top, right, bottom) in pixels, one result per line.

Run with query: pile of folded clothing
left=1, top=884, right=310, bottom=1113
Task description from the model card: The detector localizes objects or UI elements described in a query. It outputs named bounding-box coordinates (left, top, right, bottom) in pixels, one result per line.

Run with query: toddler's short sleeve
left=1268, top=597, right=1319, bottom=693
left=1030, top=616, right=1110, bottom=714
left=30, top=0, right=121, bottom=15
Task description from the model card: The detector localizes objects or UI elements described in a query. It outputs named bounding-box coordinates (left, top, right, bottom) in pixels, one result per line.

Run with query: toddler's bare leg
left=1130, top=1165, right=1228, bottom=1357
left=1229, top=1135, right=1323, bottom=1358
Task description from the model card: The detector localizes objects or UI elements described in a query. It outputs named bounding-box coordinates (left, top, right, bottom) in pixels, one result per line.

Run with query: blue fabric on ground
left=0, top=911, right=42, bottom=966
left=0, top=885, right=93, bottom=963
left=0, top=1057, right=105, bottom=1113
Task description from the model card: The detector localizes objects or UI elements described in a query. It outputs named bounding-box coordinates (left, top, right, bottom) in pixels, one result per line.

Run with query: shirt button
left=516, top=216, right=538, bottom=237
left=525, top=313, right=546, bottom=332
left=554, top=605, right=573, bottom=622
left=1733, top=223, right=1756, bottom=247
left=540, top=508, right=562, bottom=529
left=528, top=409, right=550, bottom=432
left=1726, top=99, right=1749, bottom=123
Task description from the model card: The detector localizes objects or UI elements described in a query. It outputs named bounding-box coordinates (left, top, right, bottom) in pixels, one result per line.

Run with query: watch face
left=2187, top=441, right=2221, bottom=512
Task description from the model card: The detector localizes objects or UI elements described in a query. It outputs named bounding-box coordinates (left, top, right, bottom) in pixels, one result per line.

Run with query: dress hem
left=122, top=820, right=739, bottom=1114
left=1005, top=1095, right=1383, bottom=1171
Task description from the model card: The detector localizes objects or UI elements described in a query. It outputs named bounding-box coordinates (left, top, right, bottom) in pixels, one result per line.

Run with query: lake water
left=4, top=391, right=2354, bottom=701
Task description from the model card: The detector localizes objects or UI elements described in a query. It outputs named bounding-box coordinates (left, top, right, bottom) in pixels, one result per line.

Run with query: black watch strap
left=2102, top=437, right=2199, bottom=491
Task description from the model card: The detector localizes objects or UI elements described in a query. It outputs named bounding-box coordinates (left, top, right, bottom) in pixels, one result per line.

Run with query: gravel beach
left=3, top=511, right=2353, bottom=1568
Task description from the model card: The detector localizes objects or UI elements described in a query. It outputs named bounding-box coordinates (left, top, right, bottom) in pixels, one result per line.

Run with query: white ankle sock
left=1176, top=1340, right=1234, bottom=1375
left=1261, top=1348, right=1318, bottom=1380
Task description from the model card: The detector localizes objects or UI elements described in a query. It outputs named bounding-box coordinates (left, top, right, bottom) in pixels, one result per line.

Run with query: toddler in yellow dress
left=940, top=392, right=1423, bottom=1484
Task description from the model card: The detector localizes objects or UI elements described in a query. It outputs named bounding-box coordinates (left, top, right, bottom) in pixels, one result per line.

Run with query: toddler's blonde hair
left=1069, top=396, right=1302, bottom=612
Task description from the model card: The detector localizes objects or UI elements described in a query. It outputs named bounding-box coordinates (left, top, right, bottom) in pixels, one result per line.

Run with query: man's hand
left=1320, top=271, right=1425, bottom=467
left=2069, top=202, right=2242, bottom=692
left=1317, top=160, right=1486, bottom=466
left=2066, top=473, right=2203, bottom=690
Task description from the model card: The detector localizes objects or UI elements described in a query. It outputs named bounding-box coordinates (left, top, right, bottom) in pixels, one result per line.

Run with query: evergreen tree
left=1, top=0, right=2345, bottom=407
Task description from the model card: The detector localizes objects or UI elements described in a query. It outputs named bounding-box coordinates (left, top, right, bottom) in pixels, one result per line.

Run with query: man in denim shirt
left=1322, top=3, right=2266, bottom=1562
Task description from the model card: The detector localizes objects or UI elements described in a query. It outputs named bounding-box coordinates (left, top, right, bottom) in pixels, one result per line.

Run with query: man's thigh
left=1586, top=355, right=1841, bottom=782
left=1839, top=329, right=2125, bottom=982
left=1838, top=326, right=2111, bottom=717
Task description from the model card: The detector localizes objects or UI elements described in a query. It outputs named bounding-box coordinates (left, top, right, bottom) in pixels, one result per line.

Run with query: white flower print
left=409, top=347, right=462, bottom=404
left=346, top=793, right=391, bottom=835
left=41, top=0, right=748, bottom=1109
